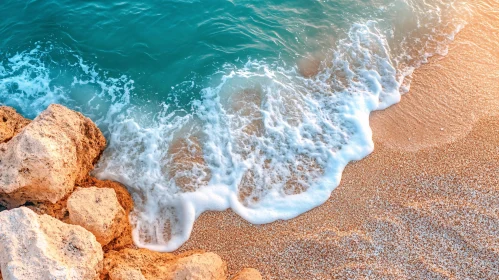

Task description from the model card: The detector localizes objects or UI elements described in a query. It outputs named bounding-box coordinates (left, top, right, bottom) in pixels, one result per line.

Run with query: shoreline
left=178, top=3, right=499, bottom=279
left=0, top=104, right=261, bottom=280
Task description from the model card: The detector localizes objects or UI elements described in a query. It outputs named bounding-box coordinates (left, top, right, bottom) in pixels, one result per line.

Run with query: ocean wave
left=96, top=17, right=468, bottom=252
left=0, top=0, right=470, bottom=252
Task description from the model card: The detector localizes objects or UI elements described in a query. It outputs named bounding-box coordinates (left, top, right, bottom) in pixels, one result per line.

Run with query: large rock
left=0, top=106, right=30, bottom=143
left=67, top=187, right=126, bottom=246
left=0, top=207, right=103, bottom=280
left=103, top=249, right=227, bottom=280
left=0, top=104, right=106, bottom=207
left=232, top=268, right=263, bottom=280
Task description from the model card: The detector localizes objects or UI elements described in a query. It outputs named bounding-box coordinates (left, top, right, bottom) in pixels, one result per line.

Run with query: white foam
left=0, top=44, right=134, bottom=123
left=95, top=11, right=469, bottom=251
left=0, top=46, right=69, bottom=118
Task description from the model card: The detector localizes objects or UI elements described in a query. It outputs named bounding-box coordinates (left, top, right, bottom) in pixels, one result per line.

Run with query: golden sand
left=178, top=2, right=499, bottom=279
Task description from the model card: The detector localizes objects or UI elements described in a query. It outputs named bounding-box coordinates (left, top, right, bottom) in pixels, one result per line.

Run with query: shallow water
left=0, top=0, right=471, bottom=251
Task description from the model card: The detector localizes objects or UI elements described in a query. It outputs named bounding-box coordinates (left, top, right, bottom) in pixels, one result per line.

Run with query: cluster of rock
left=0, top=105, right=262, bottom=280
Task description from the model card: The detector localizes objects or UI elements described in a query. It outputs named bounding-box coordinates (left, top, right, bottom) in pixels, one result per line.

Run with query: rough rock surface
left=103, top=248, right=227, bottom=280
left=0, top=105, right=253, bottom=280
left=232, top=268, right=263, bottom=280
left=0, top=207, right=103, bottom=280
left=0, top=106, right=30, bottom=143
left=108, top=267, right=146, bottom=280
left=0, top=104, right=106, bottom=207
left=29, top=177, right=135, bottom=252
left=67, top=187, right=126, bottom=246
left=171, top=252, right=227, bottom=280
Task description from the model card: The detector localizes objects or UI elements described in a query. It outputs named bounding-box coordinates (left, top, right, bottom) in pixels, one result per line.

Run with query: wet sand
left=179, top=2, right=499, bottom=279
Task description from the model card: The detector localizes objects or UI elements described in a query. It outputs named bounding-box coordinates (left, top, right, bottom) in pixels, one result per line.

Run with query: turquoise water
left=1, top=0, right=346, bottom=112
left=0, top=0, right=470, bottom=251
left=0, top=0, right=457, bottom=114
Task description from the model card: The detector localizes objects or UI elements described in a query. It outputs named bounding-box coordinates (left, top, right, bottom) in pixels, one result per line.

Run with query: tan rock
left=109, top=267, right=146, bottom=280
left=232, top=268, right=263, bottom=280
left=67, top=187, right=126, bottom=246
left=103, top=248, right=175, bottom=280
left=0, top=104, right=106, bottom=207
left=171, top=252, right=227, bottom=280
left=0, top=106, right=30, bottom=143
left=0, top=207, right=103, bottom=280
left=28, top=177, right=135, bottom=252
left=80, top=178, right=135, bottom=252
left=102, top=248, right=226, bottom=280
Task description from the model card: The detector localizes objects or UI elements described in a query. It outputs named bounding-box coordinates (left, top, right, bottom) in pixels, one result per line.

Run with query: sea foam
left=95, top=15, right=467, bottom=251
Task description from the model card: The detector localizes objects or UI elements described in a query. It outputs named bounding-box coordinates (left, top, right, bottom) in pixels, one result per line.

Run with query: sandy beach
left=178, top=2, right=499, bottom=279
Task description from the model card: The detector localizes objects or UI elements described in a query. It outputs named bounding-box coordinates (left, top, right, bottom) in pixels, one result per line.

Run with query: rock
left=103, top=248, right=227, bottom=280
left=80, top=178, right=135, bottom=252
left=0, top=104, right=106, bottom=207
left=232, top=268, right=263, bottom=280
left=103, top=248, right=175, bottom=279
left=297, top=55, right=323, bottom=78
left=0, top=106, right=30, bottom=143
left=0, top=207, right=103, bottom=280
left=28, top=177, right=135, bottom=252
left=171, top=252, right=227, bottom=280
left=109, top=267, right=146, bottom=280
left=67, top=187, right=126, bottom=246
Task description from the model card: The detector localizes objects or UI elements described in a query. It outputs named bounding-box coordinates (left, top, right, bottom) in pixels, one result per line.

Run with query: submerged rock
left=103, top=248, right=227, bottom=280
left=67, top=187, right=127, bottom=246
left=0, top=104, right=106, bottom=207
left=168, top=136, right=211, bottom=192
left=232, top=268, right=263, bottom=280
left=0, top=106, right=30, bottom=143
left=297, top=55, right=323, bottom=78
left=0, top=207, right=103, bottom=280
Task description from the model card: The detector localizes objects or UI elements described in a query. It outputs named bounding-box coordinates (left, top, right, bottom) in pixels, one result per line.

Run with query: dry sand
left=179, top=2, right=499, bottom=279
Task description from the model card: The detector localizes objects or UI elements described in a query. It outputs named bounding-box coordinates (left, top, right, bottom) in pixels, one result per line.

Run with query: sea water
left=0, top=0, right=471, bottom=251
